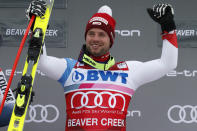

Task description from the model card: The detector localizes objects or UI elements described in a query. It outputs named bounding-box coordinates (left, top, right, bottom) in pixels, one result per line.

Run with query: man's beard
left=86, top=45, right=109, bottom=57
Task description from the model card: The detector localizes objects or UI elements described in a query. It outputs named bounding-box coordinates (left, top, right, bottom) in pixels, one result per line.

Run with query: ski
left=7, top=0, right=54, bottom=130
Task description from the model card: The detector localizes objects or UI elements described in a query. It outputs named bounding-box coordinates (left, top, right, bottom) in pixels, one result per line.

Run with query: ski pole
left=0, top=15, right=35, bottom=115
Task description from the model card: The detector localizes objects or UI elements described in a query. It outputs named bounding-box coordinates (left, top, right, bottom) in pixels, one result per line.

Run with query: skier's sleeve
left=38, top=44, right=77, bottom=86
left=38, top=44, right=68, bottom=81
left=128, top=31, right=178, bottom=88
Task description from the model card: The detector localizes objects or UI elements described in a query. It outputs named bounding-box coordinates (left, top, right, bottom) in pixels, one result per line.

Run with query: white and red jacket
left=38, top=31, right=178, bottom=131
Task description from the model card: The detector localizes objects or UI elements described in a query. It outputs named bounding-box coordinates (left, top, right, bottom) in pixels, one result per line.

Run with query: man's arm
left=130, top=31, right=178, bottom=87
left=38, top=44, right=68, bottom=81
left=129, top=4, right=178, bottom=87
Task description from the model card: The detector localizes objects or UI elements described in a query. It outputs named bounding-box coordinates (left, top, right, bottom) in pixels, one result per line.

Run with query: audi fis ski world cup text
left=70, top=91, right=141, bottom=116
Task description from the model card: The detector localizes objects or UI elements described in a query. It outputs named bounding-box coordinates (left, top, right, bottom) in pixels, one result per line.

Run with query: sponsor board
left=0, top=19, right=67, bottom=48
left=158, top=20, right=197, bottom=48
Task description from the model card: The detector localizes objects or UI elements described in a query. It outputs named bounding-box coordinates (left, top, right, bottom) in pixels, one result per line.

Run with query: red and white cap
left=85, top=5, right=116, bottom=47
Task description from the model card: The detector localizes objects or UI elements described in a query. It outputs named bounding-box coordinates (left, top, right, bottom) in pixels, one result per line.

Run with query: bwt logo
left=72, top=70, right=128, bottom=84
left=115, top=30, right=141, bottom=37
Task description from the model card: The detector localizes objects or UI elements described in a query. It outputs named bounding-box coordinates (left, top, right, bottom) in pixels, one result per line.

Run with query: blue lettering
left=86, top=70, right=128, bottom=84
left=99, top=71, right=118, bottom=82
left=119, top=73, right=128, bottom=84
left=87, top=70, right=99, bottom=81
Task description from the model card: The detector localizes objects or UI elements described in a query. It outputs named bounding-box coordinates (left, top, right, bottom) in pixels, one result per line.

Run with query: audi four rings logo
left=71, top=91, right=126, bottom=111
left=168, top=105, right=197, bottom=124
left=25, top=104, right=59, bottom=123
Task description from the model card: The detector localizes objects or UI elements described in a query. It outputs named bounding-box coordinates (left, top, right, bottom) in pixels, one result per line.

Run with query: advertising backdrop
left=1, top=0, right=197, bottom=131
